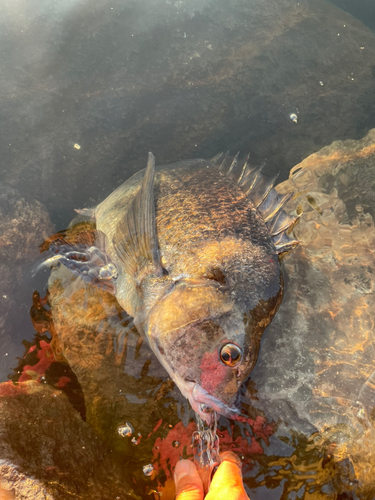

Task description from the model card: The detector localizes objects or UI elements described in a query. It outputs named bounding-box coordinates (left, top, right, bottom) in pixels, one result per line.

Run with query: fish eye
left=220, top=343, right=242, bottom=367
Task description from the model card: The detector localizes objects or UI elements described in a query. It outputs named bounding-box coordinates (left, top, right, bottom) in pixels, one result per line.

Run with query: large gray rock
left=1, top=0, right=375, bottom=223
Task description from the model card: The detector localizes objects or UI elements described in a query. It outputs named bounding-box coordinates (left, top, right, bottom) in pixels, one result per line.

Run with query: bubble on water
left=117, top=423, right=133, bottom=438
left=131, top=433, right=142, bottom=445
left=172, top=440, right=180, bottom=448
left=289, top=113, right=298, bottom=124
left=143, top=464, right=154, bottom=476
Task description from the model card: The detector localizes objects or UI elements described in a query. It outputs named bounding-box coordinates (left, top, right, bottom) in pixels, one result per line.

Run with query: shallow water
left=1, top=0, right=375, bottom=499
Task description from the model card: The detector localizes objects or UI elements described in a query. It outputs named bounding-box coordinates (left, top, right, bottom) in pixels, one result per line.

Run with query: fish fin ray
left=36, top=239, right=118, bottom=294
left=218, top=151, right=230, bottom=170
left=227, top=151, right=240, bottom=177
left=210, top=152, right=224, bottom=164
left=267, top=210, right=300, bottom=236
left=237, top=153, right=250, bottom=185
left=211, top=152, right=299, bottom=257
left=113, top=152, right=163, bottom=277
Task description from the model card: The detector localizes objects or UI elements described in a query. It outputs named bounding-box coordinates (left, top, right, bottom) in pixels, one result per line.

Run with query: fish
left=41, top=152, right=299, bottom=424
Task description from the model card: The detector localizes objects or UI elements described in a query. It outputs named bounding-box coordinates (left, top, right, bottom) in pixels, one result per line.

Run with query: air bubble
left=143, top=464, right=154, bottom=476
left=117, top=423, right=133, bottom=438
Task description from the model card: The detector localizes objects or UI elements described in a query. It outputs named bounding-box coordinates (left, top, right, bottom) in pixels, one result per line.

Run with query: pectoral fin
left=113, top=152, right=164, bottom=277
left=39, top=229, right=118, bottom=294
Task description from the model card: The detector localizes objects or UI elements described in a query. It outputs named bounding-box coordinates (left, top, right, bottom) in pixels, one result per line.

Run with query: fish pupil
left=222, top=352, right=231, bottom=362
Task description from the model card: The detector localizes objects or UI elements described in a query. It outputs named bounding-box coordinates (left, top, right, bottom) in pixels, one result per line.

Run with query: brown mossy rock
left=0, top=381, right=140, bottom=500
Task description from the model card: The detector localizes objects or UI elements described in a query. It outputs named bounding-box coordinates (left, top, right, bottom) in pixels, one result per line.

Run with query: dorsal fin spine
left=210, top=152, right=224, bottom=164
left=255, top=172, right=280, bottom=208
left=237, top=154, right=250, bottom=185
left=262, top=192, right=294, bottom=222
left=227, top=151, right=240, bottom=176
left=244, top=165, right=265, bottom=196
left=219, top=151, right=229, bottom=170
left=211, top=152, right=299, bottom=257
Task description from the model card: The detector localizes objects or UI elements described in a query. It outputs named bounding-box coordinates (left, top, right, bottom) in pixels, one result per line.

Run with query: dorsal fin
left=210, top=152, right=300, bottom=257
left=113, top=152, right=163, bottom=277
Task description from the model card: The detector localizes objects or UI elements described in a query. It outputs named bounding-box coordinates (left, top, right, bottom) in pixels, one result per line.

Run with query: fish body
left=45, top=153, right=298, bottom=422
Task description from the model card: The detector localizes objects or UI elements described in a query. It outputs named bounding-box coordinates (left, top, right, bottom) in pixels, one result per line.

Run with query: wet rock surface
left=0, top=380, right=140, bottom=500
left=0, top=183, right=54, bottom=380
left=247, top=128, right=375, bottom=498
left=1, top=0, right=375, bottom=224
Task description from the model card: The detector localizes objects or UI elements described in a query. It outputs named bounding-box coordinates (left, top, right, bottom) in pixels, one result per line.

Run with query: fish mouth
left=187, top=382, right=241, bottom=424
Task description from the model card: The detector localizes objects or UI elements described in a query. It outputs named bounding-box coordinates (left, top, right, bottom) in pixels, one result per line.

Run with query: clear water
left=1, top=0, right=375, bottom=499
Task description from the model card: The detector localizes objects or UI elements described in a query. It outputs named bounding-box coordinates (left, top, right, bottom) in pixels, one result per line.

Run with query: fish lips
left=188, top=382, right=241, bottom=424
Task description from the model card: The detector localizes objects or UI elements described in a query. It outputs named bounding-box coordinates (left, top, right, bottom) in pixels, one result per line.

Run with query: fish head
left=145, top=263, right=283, bottom=423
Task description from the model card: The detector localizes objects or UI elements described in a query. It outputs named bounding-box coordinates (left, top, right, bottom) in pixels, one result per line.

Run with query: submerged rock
left=1, top=0, right=375, bottom=219
left=0, top=380, right=140, bottom=500
left=247, top=128, right=375, bottom=498
left=0, top=183, right=54, bottom=381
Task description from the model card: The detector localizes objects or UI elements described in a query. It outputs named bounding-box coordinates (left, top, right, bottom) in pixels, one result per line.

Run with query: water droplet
left=289, top=113, right=298, bottom=124
left=172, top=440, right=180, bottom=448
left=117, top=423, right=133, bottom=438
left=143, top=464, right=154, bottom=476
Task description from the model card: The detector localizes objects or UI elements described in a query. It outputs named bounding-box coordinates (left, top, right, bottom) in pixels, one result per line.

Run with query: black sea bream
left=43, top=153, right=298, bottom=423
